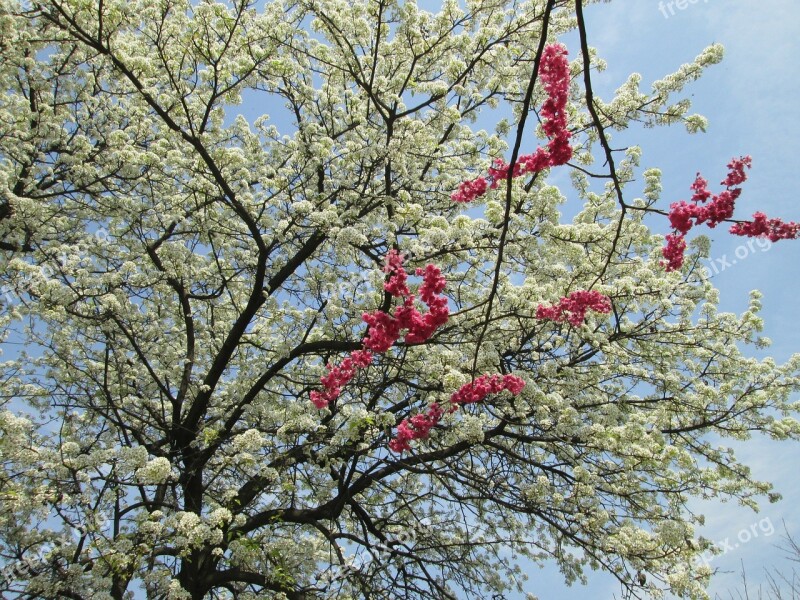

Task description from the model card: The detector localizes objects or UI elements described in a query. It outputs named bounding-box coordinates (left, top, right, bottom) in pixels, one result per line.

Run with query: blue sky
left=518, top=1, right=800, bottom=598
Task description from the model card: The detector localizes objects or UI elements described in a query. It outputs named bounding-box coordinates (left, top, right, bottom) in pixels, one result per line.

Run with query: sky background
left=522, top=1, right=800, bottom=598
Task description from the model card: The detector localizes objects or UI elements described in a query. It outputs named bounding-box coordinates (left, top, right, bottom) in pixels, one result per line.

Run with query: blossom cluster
left=389, top=374, right=525, bottom=453
left=310, top=350, right=374, bottom=409
left=662, top=156, right=799, bottom=271
left=362, top=252, right=449, bottom=352
left=135, top=457, right=173, bottom=485
left=451, top=43, right=573, bottom=203
left=449, top=373, right=526, bottom=404
left=729, top=211, right=800, bottom=242
left=311, top=252, right=521, bottom=453
left=389, top=402, right=445, bottom=453
left=535, top=290, right=612, bottom=327
left=310, top=250, right=449, bottom=409
left=388, top=285, right=614, bottom=452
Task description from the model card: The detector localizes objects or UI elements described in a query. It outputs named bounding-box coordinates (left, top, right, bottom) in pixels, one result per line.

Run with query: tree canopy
left=1, top=0, right=799, bottom=598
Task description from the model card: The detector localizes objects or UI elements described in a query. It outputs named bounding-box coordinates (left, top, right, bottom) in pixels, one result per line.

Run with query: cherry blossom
left=730, top=212, right=800, bottom=242
left=536, top=290, right=612, bottom=327
left=660, top=156, right=800, bottom=270
left=389, top=374, right=526, bottom=452
left=451, top=43, right=573, bottom=203
left=312, top=252, right=450, bottom=409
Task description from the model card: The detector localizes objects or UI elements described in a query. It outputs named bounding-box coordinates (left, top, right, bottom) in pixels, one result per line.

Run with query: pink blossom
left=730, top=212, right=800, bottom=242
left=661, top=233, right=687, bottom=272
left=721, top=156, right=752, bottom=187
left=545, top=133, right=573, bottom=167
left=364, top=262, right=450, bottom=349
left=535, top=290, right=612, bottom=327
left=312, top=252, right=450, bottom=409
left=690, top=174, right=712, bottom=203
left=389, top=403, right=445, bottom=453
left=662, top=155, right=799, bottom=262
left=404, top=265, right=449, bottom=343
left=449, top=374, right=526, bottom=407
left=362, top=309, right=402, bottom=353
left=516, top=148, right=551, bottom=175
left=389, top=374, right=525, bottom=453
left=695, top=189, right=740, bottom=229
left=450, top=43, right=572, bottom=203
left=416, top=264, right=447, bottom=301
left=662, top=156, right=752, bottom=269
left=383, top=249, right=410, bottom=297
left=668, top=201, right=696, bottom=235
left=451, top=176, right=489, bottom=203
left=311, top=349, right=375, bottom=409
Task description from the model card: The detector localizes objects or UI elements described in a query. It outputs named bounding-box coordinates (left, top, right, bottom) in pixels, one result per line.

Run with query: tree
left=0, top=0, right=799, bottom=598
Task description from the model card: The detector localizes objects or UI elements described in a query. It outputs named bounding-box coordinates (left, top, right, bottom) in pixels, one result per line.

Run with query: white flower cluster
left=135, top=457, right=172, bottom=485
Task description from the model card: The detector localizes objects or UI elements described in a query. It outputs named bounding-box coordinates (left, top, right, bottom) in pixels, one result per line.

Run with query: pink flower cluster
left=449, top=373, right=526, bottom=405
left=389, top=402, right=445, bottom=453
left=535, top=290, right=612, bottom=327
left=310, top=350, right=374, bottom=409
left=389, top=374, right=525, bottom=453
left=382, top=248, right=410, bottom=297
left=661, top=233, right=687, bottom=274
left=310, top=250, right=449, bottom=410
left=729, top=212, right=800, bottom=241
left=662, top=157, right=752, bottom=271
left=451, top=43, right=573, bottom=203
left=362, top=253, right=449, bottom=353
left=660, top=156, right=798, bottom=270
left=674, top=159, right=753, bottom=231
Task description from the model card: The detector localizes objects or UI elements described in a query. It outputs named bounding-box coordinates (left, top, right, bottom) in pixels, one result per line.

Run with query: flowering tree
left=1, top=0, right=799, bottom=598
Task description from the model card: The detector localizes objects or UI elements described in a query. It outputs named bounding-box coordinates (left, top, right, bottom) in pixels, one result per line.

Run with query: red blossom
left=389, top=374, right=526, bottom=453
left=668, top=201, right=695, bottom=235
left=662, top=156, right=797, bottom=268
left=451, top=176, right=488, bottom=204
left=721, top=156, right=752, bottom=187
left=388, top=403, right=445, bottom=453
left=361, top=309, right=402, bottom=353
left=449, top=374, right=526, bottom=406
left=310, top=349, right=374, bottom=409
left=312, top=252, right=450, bottom=410
left=661, top=233, right=687, bottom=272
left=662, top=156, right=752, bottom=269
left=363, top=260, right=450, bottom=350
left=730, top=212, right=800, bottom=242
left=690, top=174, right=712, bottom=203
left=383, top=248, right=410, bottom=297
left=450, top=43, right=572, bottom=203
left=535, top=290, right=612, bottom=327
